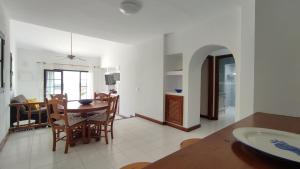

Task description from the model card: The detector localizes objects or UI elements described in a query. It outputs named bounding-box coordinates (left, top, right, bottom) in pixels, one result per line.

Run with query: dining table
left=144, top=112, right=300, bottom=169
left=57, top=100, right=109, bottom=143
left=60, top=100, right=109, bottom=114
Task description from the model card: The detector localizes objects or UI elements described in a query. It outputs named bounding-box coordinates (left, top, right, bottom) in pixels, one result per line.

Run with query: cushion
left=27, top=98, right=40, bottom=110
left=86, top=110, right=106, bottom=117
left=87, top=113, right=108, bottom=122
left=10, top=95, right=27, bottom=113
left=53, top=116, right=86, bottom=126
left=68, top=113, right=81, bottom=117
left=13, top=95, right=27, bottom=104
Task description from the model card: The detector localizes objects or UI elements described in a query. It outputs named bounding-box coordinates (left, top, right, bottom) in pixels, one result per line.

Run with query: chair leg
left=104, top=124, right=108, bottom=144
left=82, top=123, right=88, bottom=144
left=87, top=124, right=91, bottom=143
left=110, top=123, right=114, bottom=139
left=65, top=129, right=70, bottom=154
left=99, top=124, right=102, bottom=140
left=52, top=129, right=56, bottom=151
left=69, top=129, right=76, bottom=146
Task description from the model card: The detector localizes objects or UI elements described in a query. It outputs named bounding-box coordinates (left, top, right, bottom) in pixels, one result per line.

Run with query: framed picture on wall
left=0, top=31, right=5, bottom=88
left=10, top=52, right=13, bottom=89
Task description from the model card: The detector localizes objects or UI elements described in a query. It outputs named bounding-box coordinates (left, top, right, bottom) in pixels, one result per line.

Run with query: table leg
left=82, top=122, right=90, bottom=144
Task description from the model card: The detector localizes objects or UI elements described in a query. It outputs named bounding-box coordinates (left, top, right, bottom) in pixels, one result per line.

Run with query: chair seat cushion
left=68, top=112, right=81, bottom=117
left=86, top=112, right=97, bottom=117
left=53, top=116, right=86, bottom=126
left=87, top=113, right=108, bottom=122
left=87, top=109, right=106, bottom=116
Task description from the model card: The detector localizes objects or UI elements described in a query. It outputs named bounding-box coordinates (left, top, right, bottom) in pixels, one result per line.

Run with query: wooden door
left=207, top=56, right=214, bottom=119
left=165, top=95, right=183, bottom=125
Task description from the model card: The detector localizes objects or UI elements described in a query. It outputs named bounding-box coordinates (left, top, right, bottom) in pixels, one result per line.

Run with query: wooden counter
left=145, top=113, right=300, bottom=169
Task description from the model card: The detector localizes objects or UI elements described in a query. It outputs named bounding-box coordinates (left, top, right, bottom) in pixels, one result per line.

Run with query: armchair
left=10, top=95, right=48, bottom=131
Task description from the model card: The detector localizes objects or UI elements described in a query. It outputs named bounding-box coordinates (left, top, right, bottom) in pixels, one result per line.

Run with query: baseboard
left=135, top=113, right=201, bottom=132
left=200, top=115, right=218, bottom=120
left=200, top=114, right=209, bottom=118
left=0, top=130, right=9, bottom=151
left=186, top=124, right=201, bottom=132
left=165, top=121, right=186, bottom=131
left=135, top=113, right=165, bottom=125
left=165, top=122, right=201, bottom=132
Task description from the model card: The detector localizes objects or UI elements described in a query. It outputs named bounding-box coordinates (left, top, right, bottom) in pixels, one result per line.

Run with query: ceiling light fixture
left=119, top=0, right=142, bottom=15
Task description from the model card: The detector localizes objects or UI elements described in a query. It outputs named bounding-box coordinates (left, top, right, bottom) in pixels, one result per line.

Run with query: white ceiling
left=5, top=0, right=241, bottom=44
left=11, top=20, right=119, bottom=57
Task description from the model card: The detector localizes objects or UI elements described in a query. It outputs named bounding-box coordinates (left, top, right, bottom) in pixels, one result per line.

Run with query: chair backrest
left=94, top=92, right=110, bottom=101
left=107, top=95, right=119, bottom=121
left=50, top=93, right=68, bottom=101
left=102, top=95, right=118, bottom=122
left=45, top=98, right=69, bottom=127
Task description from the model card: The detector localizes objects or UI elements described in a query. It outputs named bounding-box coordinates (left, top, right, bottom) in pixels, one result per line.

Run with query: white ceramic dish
left=233, top=127, right=300, bottom=163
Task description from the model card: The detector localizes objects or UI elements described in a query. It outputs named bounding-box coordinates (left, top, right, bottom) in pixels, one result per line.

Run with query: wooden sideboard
left=165, top=94, right=183, bottom=126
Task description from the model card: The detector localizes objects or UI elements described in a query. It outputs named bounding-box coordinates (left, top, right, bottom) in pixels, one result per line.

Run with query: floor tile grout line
left=1, top=115, right=235, bottom=169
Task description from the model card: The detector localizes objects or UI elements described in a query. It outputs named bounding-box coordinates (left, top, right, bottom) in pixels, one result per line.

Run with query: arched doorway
left=188, top=45, right=237, bottom=128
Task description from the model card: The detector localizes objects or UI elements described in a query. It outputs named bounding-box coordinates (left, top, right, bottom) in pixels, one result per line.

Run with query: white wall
left=239, top=0, right=255, bottom=120
left=111, top=4, right=255, bottom=128
left=15, top=48, right=101, bottom=100
left=0, top=1, right=11, bottom=142
left=136, top=36, right=164, bottom=121
left=211, top=48, right=231, bottom=56
left=101, top=36, right=164, bottom=121
left=165, top=8, right=244, bottom=128
left=7, top=1, right=256, bottom=132
left=254, top=0, right=300, bottom=116
left=102, top=43, right=139, bottom=117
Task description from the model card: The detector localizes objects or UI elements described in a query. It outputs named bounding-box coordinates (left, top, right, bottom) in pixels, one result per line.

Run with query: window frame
left=80, top=71, right=88, bottom=99
left=44, top=69, right=63, bottom=99
left=44, top=69, right=89, bottom=100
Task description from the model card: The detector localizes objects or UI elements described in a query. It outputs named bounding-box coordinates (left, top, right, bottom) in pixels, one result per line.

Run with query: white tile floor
left=0, top=114, right=235, bottom=169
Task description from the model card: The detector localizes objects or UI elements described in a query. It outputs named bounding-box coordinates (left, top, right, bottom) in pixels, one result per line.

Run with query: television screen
left=113, top=73, right=120, bottom=81
left=105, top=74, right=116, bottom=85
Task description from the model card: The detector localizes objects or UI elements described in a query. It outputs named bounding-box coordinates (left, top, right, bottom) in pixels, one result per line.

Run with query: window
left=44, top=70, right=90, bottom=100
left=80, top=72, right=88, bottom=99
left=44, top=70, right=63, bottom=98
left=0, top=31, right=5, bottom=88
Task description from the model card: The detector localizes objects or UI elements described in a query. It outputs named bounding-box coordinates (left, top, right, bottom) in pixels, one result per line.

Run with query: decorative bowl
left=78, top=99, right=93, bottom=105
left=175, top=89, right=182, bottom=93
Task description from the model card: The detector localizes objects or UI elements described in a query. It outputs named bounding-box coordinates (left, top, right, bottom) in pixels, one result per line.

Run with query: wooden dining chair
left=87, top=95, right=119, bottom=144
left=94, top=92, right=110, bottom=101
left=83, top=92, right=110, bottom=117
left=45, top=98, right=86, bottom=153
left=106, top=95, right=119, bottom=140
left=50, top=93, right=68, bottom=101
left=50, top=93, right=83, bottom=117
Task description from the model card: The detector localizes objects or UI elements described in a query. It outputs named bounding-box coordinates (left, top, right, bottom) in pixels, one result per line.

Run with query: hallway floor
left=0, top=115, right=236, bottom=169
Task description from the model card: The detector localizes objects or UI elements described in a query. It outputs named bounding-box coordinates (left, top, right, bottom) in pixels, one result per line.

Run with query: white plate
left=233, top=127, right=300, bottom=163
